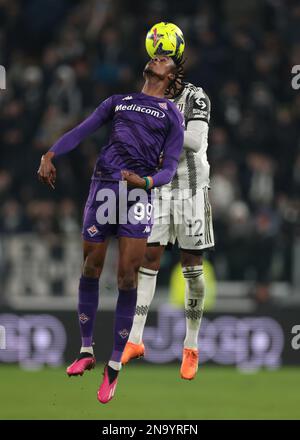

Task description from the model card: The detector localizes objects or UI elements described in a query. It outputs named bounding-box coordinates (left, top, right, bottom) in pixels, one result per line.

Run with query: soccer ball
left=145, top=22, right=185, bottom=62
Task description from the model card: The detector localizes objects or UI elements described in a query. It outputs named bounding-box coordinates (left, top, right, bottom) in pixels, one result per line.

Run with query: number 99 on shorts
left=131, top=202, right=153, bottom=224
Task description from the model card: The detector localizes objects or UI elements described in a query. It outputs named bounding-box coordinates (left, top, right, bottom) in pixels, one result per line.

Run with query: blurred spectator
left=47, top=65, right=82, bottom=123
left=247, top=153, right=275, bottom=207
left=0, top=200, right=27, bottom=234
left=226, top=200, right=252, bottom=280
left=210, top=160, right=240, bottom=218
left=58, top=199, right=80, bottom=234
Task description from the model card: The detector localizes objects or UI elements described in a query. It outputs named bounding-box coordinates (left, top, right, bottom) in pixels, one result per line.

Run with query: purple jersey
left=50, top=93, right=184, bottom=188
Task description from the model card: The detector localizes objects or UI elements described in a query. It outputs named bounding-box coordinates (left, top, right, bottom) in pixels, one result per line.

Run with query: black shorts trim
left=138, top=270, right=157, bottom=277
left=179, top=246, right=215, bottom=255
left=146, top=242, right=163, bottom=247
left=179, top=248, right=204, bottom=256
left=186, top=117, right=209, bottom=125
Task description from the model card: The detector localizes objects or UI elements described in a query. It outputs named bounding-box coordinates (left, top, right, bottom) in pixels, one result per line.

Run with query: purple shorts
left=82, top=179, right=154, bottom=242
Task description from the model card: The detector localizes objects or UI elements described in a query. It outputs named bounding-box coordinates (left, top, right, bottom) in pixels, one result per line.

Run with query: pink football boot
left=97, top=365, right=119, bottom=404
left=66, top=354, right=96, bottom=376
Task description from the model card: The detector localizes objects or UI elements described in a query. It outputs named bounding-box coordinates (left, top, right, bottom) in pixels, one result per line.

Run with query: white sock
left=108, top=360, right=122, bottom=371
left=182, top=265, right=205, bottom=350
left=80, top=346, right=94, bottom=355
left=128, top=267, right=158, bottom=345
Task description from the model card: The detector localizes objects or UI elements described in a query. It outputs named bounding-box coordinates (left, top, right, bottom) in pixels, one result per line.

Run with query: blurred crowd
left=0, top=0, right=299, bottom=288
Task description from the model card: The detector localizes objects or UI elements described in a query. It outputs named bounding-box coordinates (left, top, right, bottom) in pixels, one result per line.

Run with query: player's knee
left=82, top=263, right=100, bottom=278
left=180, top=252, right=202, bottom=268
left=118, top=272, right=136, bottom=289
left=118, top=263, right=139, bottom=289
left=82, top=255, right=103, bottom=279
left=143, top=249, right=161, bottom=271
left=182, top=267, right=205, bottom=299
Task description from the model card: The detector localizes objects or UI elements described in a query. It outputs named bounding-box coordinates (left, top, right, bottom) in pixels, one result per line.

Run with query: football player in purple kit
left=37, top=55, right=184, bottom=404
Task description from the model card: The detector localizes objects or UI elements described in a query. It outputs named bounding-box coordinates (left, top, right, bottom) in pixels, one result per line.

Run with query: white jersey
left=148, top=84, right=214, bottom=250
left=157, top=82, right=211, bottom=199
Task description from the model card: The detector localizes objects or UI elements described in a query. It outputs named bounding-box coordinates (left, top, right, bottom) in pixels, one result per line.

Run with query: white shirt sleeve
left=183, top=119, right=208, bottom=155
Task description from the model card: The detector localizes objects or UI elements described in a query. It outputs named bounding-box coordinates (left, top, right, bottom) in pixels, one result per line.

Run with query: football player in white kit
left=122, top=63, right=214, bottom=380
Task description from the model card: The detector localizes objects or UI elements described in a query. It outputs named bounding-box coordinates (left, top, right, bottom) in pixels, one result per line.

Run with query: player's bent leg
left=180, top=250, right=204, bottom=380
left=122, top=195, right=173, bottom=365
left=122, top=244, right=165, bottom=364
left=97, top=237, right=147, bottom=403
left=67, top=240, right=109, bottom=377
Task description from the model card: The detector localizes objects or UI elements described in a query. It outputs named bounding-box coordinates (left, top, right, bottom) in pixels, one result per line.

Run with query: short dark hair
left=165, top=57, right=185, bottom=98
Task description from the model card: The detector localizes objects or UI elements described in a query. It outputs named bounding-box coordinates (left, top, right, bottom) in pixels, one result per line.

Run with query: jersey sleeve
left=49, top=96, right=115, bottom=157
left=186, top=88, right=211, bottom=124
left=183, top=119, right=209, bottom=154
left=151, top=109, right=184, bottom=188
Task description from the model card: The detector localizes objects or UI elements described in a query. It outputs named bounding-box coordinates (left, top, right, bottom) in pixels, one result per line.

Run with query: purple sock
left=111, top=288, right=137, bottom=363
left=78, top=275, right=99, bottom=347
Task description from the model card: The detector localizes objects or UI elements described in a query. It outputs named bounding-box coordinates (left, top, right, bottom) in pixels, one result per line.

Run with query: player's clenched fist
left=37, top=152, right=56, bottom=189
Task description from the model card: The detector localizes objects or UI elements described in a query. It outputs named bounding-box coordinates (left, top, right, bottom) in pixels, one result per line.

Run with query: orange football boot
left=180, top=348, right=199, bottom=380
left=121, top=342, right=145, bottom=365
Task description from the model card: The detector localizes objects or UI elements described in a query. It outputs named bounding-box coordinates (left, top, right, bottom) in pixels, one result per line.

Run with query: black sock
left=77, top=352, right=93, bottom=360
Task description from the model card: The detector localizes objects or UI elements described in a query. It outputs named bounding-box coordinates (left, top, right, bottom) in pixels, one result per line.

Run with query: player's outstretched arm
left=37, top=97, right=114, bottom=188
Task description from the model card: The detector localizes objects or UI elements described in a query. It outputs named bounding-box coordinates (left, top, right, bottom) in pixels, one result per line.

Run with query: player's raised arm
left=37, top=96, right=114, bottom=188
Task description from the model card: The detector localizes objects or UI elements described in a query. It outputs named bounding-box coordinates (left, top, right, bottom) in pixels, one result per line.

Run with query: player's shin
left=182, top=266, right=205, bottom=349
left=128, top=267, right=158, bottom=345
left=78, top=275, right=99, bottom=354
left=109, top=288, right=137, bottom=370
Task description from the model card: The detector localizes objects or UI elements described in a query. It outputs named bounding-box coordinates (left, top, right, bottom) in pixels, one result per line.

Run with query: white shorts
left=148, top=186, right=214, bottom=251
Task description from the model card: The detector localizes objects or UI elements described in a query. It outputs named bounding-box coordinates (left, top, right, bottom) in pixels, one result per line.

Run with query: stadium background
left=0, top=0, right=299, bottom=419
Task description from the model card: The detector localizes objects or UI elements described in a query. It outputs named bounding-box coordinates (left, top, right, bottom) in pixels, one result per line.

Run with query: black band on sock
left=77, top=352, right=94, bottom=360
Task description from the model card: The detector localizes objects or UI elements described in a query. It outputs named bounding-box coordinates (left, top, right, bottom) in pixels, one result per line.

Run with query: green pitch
left=0, top=365, right=299, bottom=419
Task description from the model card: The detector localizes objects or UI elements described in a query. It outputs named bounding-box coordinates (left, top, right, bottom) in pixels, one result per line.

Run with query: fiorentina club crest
left=159, top=102, right=168, bottom=110
left=118, top=328, right=129, bottom=339
left=79, top=313, right=89, bottom=324
left=87, top=225, right=99, bottom=237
